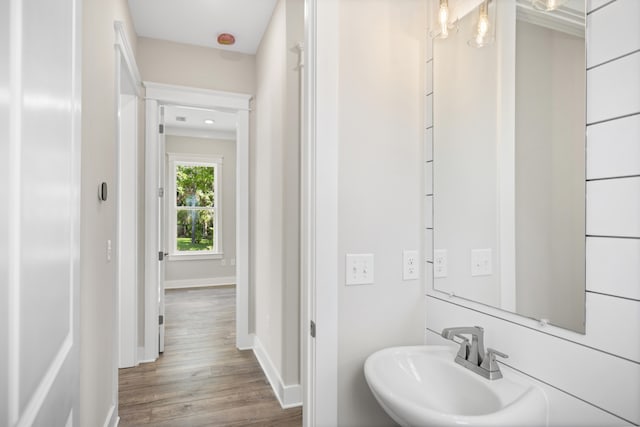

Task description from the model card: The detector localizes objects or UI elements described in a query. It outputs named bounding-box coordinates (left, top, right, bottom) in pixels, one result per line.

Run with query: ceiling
left=128, top=0, right=278, bottom=55
left=164, top=105, right=237, bottom=140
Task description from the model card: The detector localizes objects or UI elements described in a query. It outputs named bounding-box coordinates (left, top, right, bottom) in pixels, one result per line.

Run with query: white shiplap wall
left=425, top=0, right=640, bottom=425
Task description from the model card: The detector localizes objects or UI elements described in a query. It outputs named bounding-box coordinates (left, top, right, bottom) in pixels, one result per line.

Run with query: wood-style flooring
left=119, top=286, right=302, bottom=426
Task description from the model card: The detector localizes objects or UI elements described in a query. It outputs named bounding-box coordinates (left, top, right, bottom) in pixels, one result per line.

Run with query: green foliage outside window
left=176, top=165, right=215, bottom=251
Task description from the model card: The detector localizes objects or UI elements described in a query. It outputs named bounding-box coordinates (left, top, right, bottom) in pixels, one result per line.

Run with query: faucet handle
left=481, top=347, right=508, bottom=372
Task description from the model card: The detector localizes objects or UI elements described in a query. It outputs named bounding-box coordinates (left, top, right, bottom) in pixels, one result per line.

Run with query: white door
left=158, top=106, right=167, bottom=353
left=1, top=0, right=81, bottom=425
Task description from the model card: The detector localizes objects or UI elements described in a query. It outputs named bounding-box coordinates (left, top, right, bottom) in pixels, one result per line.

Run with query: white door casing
left=143, top=83, right=252, bottom=361
left=303, top=0, right=339, bottom=425
left=115, top=21, right=142, bottom=369
left=3, top=0, right=81, bottom=425
left=158, top=105, right=166, bottom=354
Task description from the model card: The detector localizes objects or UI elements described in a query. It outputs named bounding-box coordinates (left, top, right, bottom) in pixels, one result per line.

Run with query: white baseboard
left=252, top=335, right=303, bottom=409
left=237, top=333, right=255, bottom=351
left=137, top=346, right=155, bottom=365
left=164, top=276, right=236, bottom=289
left=103, top=404, right=118, bottom=427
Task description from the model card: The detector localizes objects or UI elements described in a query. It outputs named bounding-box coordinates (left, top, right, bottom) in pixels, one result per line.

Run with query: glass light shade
left=467, top=0, right=494, bottom=48
left=430, top=0, right=459, bottom=39
left=531, top=0, right=569, bottom=11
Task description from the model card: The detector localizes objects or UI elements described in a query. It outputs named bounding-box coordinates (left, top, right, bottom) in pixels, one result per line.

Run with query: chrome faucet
left=441, top=326, right=508, bottom=380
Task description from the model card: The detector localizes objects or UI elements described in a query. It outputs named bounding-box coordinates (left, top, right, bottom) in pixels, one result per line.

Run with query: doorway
left=142, top=83, right=252, bottom=361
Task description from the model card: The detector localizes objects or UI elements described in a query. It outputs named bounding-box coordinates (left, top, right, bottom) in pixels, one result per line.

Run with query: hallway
left=118, top=287, right=302, bottom=426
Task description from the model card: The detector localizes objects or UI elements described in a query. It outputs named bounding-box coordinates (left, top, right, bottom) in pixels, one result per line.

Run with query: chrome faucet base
left=454, top=355, right=503, bottom=380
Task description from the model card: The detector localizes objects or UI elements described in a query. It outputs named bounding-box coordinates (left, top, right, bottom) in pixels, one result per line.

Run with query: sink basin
left=364, top=346, right=548, bottom=427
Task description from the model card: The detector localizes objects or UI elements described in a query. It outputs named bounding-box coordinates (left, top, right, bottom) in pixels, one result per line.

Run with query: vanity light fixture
left=468, top=0, right=494, bottom=48
left=531, top=0, right=568, bottom=11
left=430, top=0, right=458, bottom=39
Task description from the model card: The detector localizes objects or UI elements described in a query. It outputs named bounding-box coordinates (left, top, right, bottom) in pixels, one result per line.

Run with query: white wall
left=253, top=0, right=303, bottom=395
left=164, top=135, right=237, bottom=287
left=334, top=1, right=427, bottom=425
left=80, top=0, right=139, bottom=425
left=426, top=0, right=640, bottom=425
left=432, top=8, right=500, bottom=307
left=137, top=37, right=256, bottom=94
left=515, top=20, right=586, bottom=332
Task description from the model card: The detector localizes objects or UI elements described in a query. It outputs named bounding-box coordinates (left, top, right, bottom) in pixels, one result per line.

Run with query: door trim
left=114, top=20, right=141, bottom=370
left=143, top=82, right=253, bottom=359
left=302, top=0, right=339, bottom=425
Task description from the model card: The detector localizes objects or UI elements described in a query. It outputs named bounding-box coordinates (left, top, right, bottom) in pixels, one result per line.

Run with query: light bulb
left=477, top=13, right=489, bottom=37
left=439, top=1, right=449, bottom=38
left=532, top=0, right=568, bottom=11
left=468, top=1, right=493, bottom=48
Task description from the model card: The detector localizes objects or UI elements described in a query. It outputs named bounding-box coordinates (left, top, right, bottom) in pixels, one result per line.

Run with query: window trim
left=166, top=152, right=224, bottom=260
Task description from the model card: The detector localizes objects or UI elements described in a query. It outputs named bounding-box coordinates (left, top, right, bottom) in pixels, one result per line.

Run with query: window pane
left=176, top=209, right=215, bottom=252
left=176, top=165, right=214, bottom=208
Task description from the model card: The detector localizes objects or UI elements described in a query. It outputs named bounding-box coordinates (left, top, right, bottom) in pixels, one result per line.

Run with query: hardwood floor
left=119, top=286, right=302, bottom=426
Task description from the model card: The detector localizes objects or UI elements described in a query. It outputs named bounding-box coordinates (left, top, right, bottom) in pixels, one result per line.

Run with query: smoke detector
left=217, top=33, right=236, bottom=46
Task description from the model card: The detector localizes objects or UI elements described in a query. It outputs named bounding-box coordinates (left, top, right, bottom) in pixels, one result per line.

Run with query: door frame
left=143, top=83, right=253, bottom=361
left=302, top=0, right=339, bottom=425
left=114, top=21, right=142, bottom=369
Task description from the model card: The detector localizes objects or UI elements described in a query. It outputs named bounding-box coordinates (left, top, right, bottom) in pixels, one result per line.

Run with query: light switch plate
left=471, top=248, right=492, bottom=276
left=403, top=250, right=419, bottom=280
left=346, top=254, right=375, bottom=285
left=434, top=249, right=447, bottom=278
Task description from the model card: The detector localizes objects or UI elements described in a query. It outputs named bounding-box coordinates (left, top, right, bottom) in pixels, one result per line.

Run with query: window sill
left=168, top=252, right=224, bottom=261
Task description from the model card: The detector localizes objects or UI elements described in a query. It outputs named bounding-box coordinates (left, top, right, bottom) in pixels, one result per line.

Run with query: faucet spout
left=440, top=326, right=485, bottom=366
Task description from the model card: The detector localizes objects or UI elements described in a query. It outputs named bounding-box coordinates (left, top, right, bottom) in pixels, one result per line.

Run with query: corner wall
left=253, top=0, right=303, bottom=403
left=425, top=0, right=640, bottom=425
left=80, top=0, right=138, bottom=425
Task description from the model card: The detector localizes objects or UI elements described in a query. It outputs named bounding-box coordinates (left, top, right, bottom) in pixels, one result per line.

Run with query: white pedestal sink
left=364, top=346, right=548, bottom=427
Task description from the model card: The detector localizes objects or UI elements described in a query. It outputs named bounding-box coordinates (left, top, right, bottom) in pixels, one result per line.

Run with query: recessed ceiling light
left=217, top=33, right=235, bottom=46
left=204, top=119, right=215, bottom=125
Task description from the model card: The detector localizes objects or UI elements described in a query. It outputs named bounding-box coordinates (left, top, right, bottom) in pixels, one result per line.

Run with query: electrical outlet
left=230, top=258, right=236, bottom=266
left=403, top=250, right=419, bottom=280
left=434, top=249, right=447, bottom=278
left=221, top=259, right=227, bottom=266
left=345, top=254, right=375, bottom=285
left=107, top=239, right=112, bottom=262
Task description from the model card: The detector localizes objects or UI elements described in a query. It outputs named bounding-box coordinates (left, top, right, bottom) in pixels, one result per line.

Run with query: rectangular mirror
left=431, top=0, right=586, bottom=333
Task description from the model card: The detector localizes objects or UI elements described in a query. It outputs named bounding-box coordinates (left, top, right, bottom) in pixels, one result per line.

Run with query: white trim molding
left=302, top=0, right=340, bottom=425
left=144, top=82, right=252, bottom=111
left=253, top=336, right=303, bottom=409
left=165, top=125, right=236, bottom=141
left=164, top=277, right=236, bottom=289
left=114, top=21, right=142, bottom=96
left=102, top=403, right=118, bottom=427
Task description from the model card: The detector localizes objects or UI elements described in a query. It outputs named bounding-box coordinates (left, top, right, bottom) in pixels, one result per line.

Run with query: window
left=167, top=154, right=223, bottom=258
